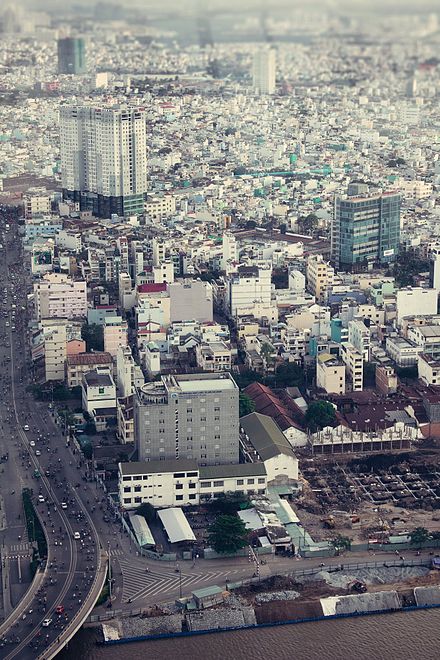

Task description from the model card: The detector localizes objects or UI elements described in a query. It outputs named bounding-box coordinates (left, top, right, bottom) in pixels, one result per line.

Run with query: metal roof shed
left=158, top=507, right=196, bottom=544
left=128, top=513, right=155, bottom=547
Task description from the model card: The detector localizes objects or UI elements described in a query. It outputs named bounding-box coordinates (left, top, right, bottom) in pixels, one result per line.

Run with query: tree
left=297, top=213, right=318, bottom=234
left=331, top=535, right=352, bottom=555
left=137, top=502, right=156, bottom=524
left=81, top=323, right=104, bottom=352
left=207, top=514, right=249, bottom=554
left=274, top=362, right=304, bottom=388
left=239, top=392, right=255, bottom=418
left=305, top=400, right=336, bottom=432
left=410, top=527, right=430, bottom=549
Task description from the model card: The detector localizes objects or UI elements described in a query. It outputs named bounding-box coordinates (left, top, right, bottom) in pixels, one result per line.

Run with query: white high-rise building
left=60, top=105, right=147, bottom=217
left=222, top=232, right=238, bottom=273
left=252, top=48, right=276, bottom=95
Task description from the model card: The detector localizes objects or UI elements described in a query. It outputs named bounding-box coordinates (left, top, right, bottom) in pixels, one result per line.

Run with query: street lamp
left=108, top=541, right=112, bottom=603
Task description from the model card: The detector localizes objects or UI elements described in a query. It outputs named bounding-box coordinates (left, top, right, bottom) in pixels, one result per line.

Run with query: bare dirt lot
left=297, top=450, right=440, bottom=543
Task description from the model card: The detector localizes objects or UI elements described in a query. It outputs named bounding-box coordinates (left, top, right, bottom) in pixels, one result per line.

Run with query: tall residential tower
left=60, top=105, right=147, bottom=217
left=252, top=48, right=276, bottom=95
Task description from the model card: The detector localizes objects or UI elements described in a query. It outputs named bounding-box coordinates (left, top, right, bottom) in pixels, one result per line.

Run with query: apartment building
left=341, top=342, right=364, bottom=391
left=227, top=264, right=272, bottom=316
left=34, top=273, right=87, bottom=320
left=306, top=254, right=334, bottom=304
left=316, top=353, right=346, bottom=395
left=60, top=105, right=147, bottom=217
left=103, top=314, right=128, bottom=358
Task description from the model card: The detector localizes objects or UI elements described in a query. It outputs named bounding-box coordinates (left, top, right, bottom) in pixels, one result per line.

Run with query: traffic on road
left=0, top=208, right=103, bottom=659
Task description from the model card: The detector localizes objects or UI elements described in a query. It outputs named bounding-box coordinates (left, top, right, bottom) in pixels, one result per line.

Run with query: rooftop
left=119, top=459, right=198, bottom=476
left=83, top=371, right=114, bottom=387
left=67, top=351, right=112, bottom=366
left=199, top=463, right=266, bottom=480
left=240, top=412, right=297, bottom=461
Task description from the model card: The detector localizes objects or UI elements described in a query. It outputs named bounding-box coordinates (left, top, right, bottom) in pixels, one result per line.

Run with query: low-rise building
left=118, top=459, right=267, bottom=509
left=195, top=341, right=232, bottom=372
left=240, top=413, right=299, bottom=484
left=316, top=353, right=346, bottom=395
left=66, top=351, right=113, bottom=387
left=386, top=335, right=422, bottom=367
left=418, top=353, right=440, bottom=386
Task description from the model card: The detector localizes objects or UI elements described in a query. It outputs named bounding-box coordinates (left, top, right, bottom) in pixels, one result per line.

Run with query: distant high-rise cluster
left=60, top=105, right=147, bottom=217
left=252, top=47, right=276, bottom=95
left=57, top=37, right=86, bottom=75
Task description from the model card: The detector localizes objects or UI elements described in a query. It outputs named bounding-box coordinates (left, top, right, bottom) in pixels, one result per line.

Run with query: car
left=61, top=502, right=67, bottom=510
left=55, top=605, right=65, bottom=615
left=23, top=425, right=29, bottom=431
left=73, top=531, right=81, bottom=540
left=38, top=495, right=45, bottom=503
left=35, top=450, right=41, bottom=456
left=42, top=618, right=52, bottom=627
left=29, top=440, right=35, bottom=447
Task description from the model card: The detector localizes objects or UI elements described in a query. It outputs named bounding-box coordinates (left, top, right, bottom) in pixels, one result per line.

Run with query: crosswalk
left=8, top=541, right=32, bottom=554
left=118, top=558, right=245, bottom=603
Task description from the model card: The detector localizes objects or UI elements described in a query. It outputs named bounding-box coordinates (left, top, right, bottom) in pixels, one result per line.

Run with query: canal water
left=60, top=608, right=440, bottom=660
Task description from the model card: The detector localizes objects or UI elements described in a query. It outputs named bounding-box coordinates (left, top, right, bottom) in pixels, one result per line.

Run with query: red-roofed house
left=244, top=382, right=308, bottom=447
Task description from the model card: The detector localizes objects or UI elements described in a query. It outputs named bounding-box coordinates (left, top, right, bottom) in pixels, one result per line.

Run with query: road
left=0, top=210, right=103, bottom=659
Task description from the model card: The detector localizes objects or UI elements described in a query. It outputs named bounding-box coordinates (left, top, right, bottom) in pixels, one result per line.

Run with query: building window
left=122, top=476, right=132, bottom=481
left=123, top=487, right=131, bottom=493
left=134, top=497, right=141, bottom=503
left=187, top=471, right=198, bottom=477
left=175, top=484, right=183, bottom=490
left=200, top=481, right=211, bottom=488
left=134, top=486, right=141, bottom=493
left=123, top=498, right=132, bottom=504
left=213, top=480, right=224, bottom=487
left=237, top=479, right=244, bottom=485
left=176, top=495, right=183, bottom=501
left=188, top=483, right=196, bottom=489
left=247, top=478, right=255, bottom=485
left=189, top=494, right=197, bottom=500
left=257, top=478, right=265, bottom=484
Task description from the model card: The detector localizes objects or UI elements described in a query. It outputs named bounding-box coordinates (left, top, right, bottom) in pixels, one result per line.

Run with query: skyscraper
left=252, top=47, right=276, bottom=95
left=332, top=184, right=400, bottom=271
left=57, top=37, right=86, bottom=75
left=60, top=105, right=147, bottom=217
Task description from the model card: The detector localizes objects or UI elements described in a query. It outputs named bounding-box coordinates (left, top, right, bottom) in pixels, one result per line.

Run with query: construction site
left=297, top=449, right=440, bottom=544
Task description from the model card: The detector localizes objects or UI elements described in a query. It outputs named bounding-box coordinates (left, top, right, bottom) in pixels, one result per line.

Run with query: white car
left=29, top=441, right=35, bottom=447
left=42, top=618, right=52, bottom=627
left=38, top=495, right=45, bottom=503
left=73, top=531, right=81, bottom=540
left=35, top=450, right=41, bottom=456
left=23, top=425, right=29, bottom=431
left=61, top=502, right=67, bottom=510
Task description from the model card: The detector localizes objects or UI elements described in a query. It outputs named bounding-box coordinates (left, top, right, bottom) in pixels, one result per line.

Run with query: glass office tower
left=332, top=186, right=400, bottom=271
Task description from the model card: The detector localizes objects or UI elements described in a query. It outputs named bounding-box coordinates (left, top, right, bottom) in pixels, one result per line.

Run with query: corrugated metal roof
left=158, top=507, right=196, bottom=544
left=240, top=413, right=297, bottom=461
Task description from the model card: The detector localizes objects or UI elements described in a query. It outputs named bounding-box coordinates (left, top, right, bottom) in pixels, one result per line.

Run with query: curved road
left=0, top=211, right=102, bottom=659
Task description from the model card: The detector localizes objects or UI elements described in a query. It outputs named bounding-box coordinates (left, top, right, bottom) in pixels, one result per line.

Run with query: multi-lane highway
left=0, top=209, right=105, bottom=659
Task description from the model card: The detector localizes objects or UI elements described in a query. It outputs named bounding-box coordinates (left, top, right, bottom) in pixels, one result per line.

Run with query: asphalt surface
left=0, top=211, right=102, bottom=659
